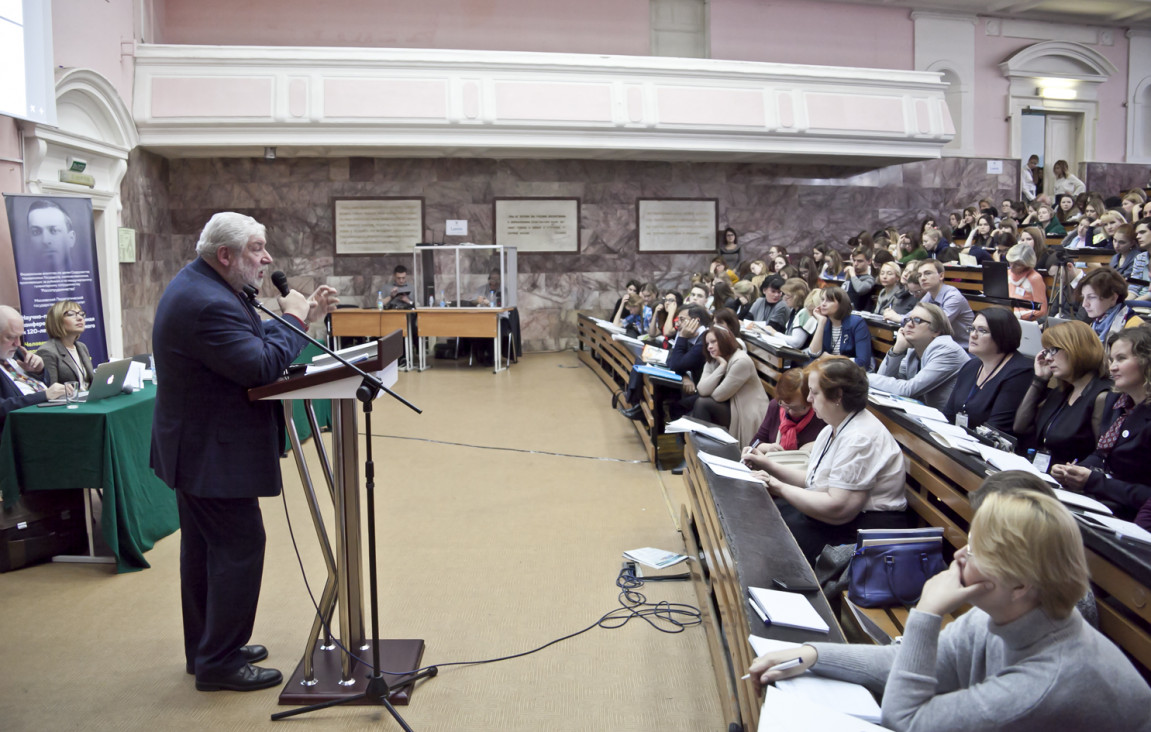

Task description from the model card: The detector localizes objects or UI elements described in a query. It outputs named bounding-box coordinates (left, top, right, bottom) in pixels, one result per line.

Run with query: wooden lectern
left=248, top=331, right=425, bottom=706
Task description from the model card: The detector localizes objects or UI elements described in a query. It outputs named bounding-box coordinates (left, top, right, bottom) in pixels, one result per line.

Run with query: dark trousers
left=777, top=501, right=912, bottom=563
left=691, top=396, right=731, bottom=428
left=177, top=492, right=266, bottom=678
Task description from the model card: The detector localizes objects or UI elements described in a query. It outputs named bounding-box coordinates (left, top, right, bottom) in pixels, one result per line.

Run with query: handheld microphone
left=271, top=271, right=291, bottom=297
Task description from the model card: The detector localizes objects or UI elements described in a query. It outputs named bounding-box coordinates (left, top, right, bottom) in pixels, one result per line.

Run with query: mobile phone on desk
left=773, top=577, right=820, bottom=593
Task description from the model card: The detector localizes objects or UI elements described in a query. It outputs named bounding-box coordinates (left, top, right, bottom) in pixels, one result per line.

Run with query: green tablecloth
left=0, top=384, right=178, bottom=573
left=287, top=342, right=333, bottom=448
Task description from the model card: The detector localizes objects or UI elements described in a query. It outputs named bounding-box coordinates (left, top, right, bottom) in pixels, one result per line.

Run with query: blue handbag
left=848, top=527, right=948, bottom=608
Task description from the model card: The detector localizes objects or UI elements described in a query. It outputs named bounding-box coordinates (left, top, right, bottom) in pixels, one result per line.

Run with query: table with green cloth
left=0, top=384, right=177, bottom=573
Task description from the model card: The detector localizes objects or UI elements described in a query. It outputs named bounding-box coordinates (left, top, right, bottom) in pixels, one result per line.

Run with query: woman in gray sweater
left=749, top=489, right=1151, bottom=731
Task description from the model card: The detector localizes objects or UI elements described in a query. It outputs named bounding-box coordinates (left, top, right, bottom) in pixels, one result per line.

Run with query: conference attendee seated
left=867, top=303, right=969, bottom=411
left=872, top=261, right=918, bottom=320
left=763, top=279, right=817, bottom=350
left=1109, top=223, right=1139, bottom=278
left=612, top=279, right=642, bottom=316
left=0, top=305, right=69, bottom=425
left=35, top=299, right=95, bottom=389
left=730, top=280, right=757, bottom=320
left=1005, top=243, right=1048, bottom=321
left=617, top=305, right=711, bottom=420
left=748, top=488, right=1151, bottom=731
left=684, top=282, right=710, bottom=311
left=612, top=293, right=650, bottom=334
left=1014, top=321, right=1111, bottom=469
left=748, top=275, right=790, bottom=330
left=379, top=264, right=414, bottom=308
left=648, top=291, right=682, bottom=345
left=1076, top=266, right=1145, bottom=345
left=923, top=228, right=959, bottom=263
left=1132, top=217, right=1151, bottom=300
left=807, top=286, right=873, bottom=369
left=942, top=308, right=1033, bottom=433
left=749, top=357, right=909, bottom=560
left=1052, top=327, right=1151, bottom=523
left=842, top=247, right=875, bottom=312
left=918, top=259, right=974, bottom=345
left=691, top=325, right=770, bottom=448
left=742, top=368, right=826, bottom=464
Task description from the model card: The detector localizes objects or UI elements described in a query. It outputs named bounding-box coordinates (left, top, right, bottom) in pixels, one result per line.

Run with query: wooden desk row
left=329, top=307, right=515, bottom=373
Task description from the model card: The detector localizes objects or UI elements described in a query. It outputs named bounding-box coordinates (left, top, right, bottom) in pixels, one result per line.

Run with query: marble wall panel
left=1084, top=163, right=1151, bottom=199
left=119, top=154, right=1028, bottom=353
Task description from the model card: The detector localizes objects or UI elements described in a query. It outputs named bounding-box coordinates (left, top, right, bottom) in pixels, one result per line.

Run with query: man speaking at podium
left=151, top=212, right=337, bottom=692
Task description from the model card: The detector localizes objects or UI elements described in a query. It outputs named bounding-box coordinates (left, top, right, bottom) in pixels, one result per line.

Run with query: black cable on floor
left=280, top=489, right=700, bottom=679
left=366, top=432, right=650, bottom=464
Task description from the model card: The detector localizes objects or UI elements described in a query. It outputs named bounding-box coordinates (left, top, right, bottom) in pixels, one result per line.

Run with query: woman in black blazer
left=35, top=300, right=94, bottom=389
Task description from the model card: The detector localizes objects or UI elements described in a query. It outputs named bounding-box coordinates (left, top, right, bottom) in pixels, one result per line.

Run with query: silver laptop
left=70, top=359, right=133, bottom=403
left=1018, top=319, right=1042, bottom=359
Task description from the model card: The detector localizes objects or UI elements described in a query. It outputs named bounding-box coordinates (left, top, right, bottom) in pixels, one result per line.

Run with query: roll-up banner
left=4, top=194, right=108, bottom=365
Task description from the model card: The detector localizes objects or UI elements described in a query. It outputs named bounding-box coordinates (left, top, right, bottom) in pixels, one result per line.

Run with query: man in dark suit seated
left=0, top=305, right=69, bottom=428
left=150, top=212, right=338, bottom=692
left=618, top=304, right=712, bottom=420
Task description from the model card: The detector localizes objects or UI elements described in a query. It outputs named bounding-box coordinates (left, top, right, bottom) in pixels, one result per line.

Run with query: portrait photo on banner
left=3, top=193, right=108, bottom=363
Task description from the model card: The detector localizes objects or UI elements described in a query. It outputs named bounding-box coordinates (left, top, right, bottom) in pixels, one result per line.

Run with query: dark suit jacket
left=666, top=332, right=707, bottom=384
left=1082, top=396, right=1151, bottom=521
left=36, top=338, right=94, bottom=386
left=150, top=258, right=306, bottom=499
left=0, top=362, right=49, bottom=425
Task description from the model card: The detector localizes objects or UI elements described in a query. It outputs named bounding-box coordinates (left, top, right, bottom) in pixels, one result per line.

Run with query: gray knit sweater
left=807, top=607, right=1151, bottom=732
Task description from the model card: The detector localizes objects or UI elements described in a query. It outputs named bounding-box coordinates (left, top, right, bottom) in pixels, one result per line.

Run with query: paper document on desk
left=975, top=445, right=1059, bottom=486
left=776, top=675, right=883, bottom=724
left=748, top=587, right=829, bottom=633
left=1052, top=488, right=1113, bottom=515
left=759, top=687, right=889, bottom=732
left=1074, top=513, right=1151, bottom=545
left=640, top=344, right=668, bottom=365
left=748, top=635, right=803, bottom=657
left=708, top=463, right=767, bottom=485
left=697, top=451, right=751, bottom=472
left=665, top=418, right=738, bottom=444
left=611, top=333, right=644, bottom=347
left=623, top=547, right=689, bottom=570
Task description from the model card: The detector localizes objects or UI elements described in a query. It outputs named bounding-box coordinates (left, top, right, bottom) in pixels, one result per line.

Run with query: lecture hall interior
left=2, top=1, right=1151, bottom=730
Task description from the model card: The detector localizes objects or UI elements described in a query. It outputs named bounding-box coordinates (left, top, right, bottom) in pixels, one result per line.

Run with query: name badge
left=1033, top=451, right=1052, bottom=473
left=955, top=412, right=969, bottom=429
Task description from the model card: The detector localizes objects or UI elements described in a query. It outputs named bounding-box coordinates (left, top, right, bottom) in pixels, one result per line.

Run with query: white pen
left=740, top=657, right=804, bottom=681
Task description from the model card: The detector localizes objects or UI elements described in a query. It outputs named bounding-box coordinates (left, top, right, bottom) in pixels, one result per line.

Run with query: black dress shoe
left=195, top=663, right=282, bottom=692
left=671, top=460, right=687, bottom=475
left=619, top=405, right=644, bottom=420
left=186, top=645, right=269, bottom=674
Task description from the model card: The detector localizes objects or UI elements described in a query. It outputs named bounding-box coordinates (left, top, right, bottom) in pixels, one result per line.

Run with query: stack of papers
left=1052, top=488, right=1112, bottom=515
left=748, top=635, right=803, bottom=657
left=1075, top=513, right=1151, bottom=545
left=622, top=547, right=689, bottom=569
left=868, top=391, right=949, bottom=423
left=665, top=418, right=737, bottom=444
left=589, top=317, right=626, bottom=333
left=611, top=333, right=644, bottom=347
left=759, top=687, right=887, bottom=732
left=748, top=587, right=830, bottom=633
left=776, top=675, right=882, bottom=724
left=696, top=451, right=766, bottom=485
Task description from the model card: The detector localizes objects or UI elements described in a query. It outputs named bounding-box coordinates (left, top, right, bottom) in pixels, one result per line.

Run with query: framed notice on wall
left=637, top=199, right=718, bottom=253
left=494, top=198, right=580, bottom=253
left=334, top=198, right=424, bottom=255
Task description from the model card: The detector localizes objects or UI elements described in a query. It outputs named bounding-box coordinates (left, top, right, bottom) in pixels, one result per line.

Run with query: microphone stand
left=243, top=287, right=435, bottom=728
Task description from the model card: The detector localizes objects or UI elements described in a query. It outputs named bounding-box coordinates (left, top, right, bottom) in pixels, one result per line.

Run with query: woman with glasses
left=748, top=487, right=1151, bottom=731
left=742, top=368, right=826, bottom=464
left=1014, top=321, right=1111, bottom=470
left=35, top=300, right=94, bottom=389
left=648, top=291, right=683, bottom=344
left=1052, top=327, right=1151, bottom=525
left=867, top=304, right=970, bottom=411
left=749, top=357, right=909, bottom=560
left=943, top=307, right=1032, bottom=433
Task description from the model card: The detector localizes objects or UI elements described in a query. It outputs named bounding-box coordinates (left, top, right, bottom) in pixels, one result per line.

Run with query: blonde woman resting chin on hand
left=748, top=486, right=1151, bottom=732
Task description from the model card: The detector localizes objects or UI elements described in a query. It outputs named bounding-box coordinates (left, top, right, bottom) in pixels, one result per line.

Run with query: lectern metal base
left=277, top=639, right=425, bottom=706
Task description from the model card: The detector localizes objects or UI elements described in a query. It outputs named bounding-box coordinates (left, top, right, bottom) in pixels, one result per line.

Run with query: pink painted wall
left=51, top=0, right=136, bottom=109
left=155, top=0, right=651, bottom=55
left=711, top=0, right=913, bottom=70
left=973, top=20, right=1129, bottom=161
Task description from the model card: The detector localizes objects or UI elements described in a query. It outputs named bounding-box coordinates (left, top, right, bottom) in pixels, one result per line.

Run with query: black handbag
left=848, top=527, right=947, bottom=608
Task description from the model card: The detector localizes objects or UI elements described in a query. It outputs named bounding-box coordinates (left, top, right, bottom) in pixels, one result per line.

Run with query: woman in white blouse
left=1051, top=160, right=1086, bottom=198
left=749, top=356, right=909, bottom=560
left=35, top=299, right=94, bottom=389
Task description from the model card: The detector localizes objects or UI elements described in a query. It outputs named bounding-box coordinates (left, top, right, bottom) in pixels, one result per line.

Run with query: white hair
left=195, top=212, right=266, bottom=262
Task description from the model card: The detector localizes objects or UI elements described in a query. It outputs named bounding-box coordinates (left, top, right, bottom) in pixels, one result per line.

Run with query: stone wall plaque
left=637, top=198, right=717, bottom=252
left=494, top=198, right=579, bottom=253
left=334, top=198, right=424, bottom=255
